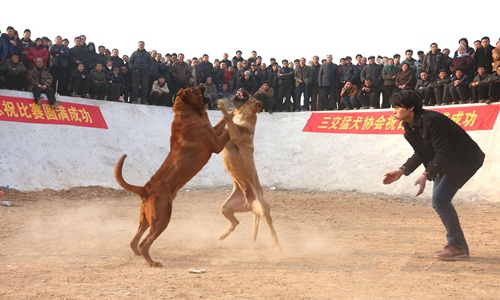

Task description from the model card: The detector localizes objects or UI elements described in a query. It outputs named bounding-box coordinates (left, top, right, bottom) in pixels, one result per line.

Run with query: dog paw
left=217, top=100, right=226, bottom=111
left=149, top=261, right=163, bottom=268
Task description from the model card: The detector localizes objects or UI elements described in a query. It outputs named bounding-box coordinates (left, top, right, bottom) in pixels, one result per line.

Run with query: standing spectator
left=231, top=50, right=243, bottom=69
left=310, top=55, right=321, bottom=111
left=257, top=63, right=268, bottom=87
left=381, top=58, right=398, bottom=108
left=294, top=57, right=313, bottom=111
left=247, top=50, right=258, bottom=65
left=318, top=54, right=340, bottom=110
left=414, top=50, right=425, bottom=78
left=253, top=81, right=275, bottom=113
left=423, top=43, right=443, bottom=81
left=473, top=36, right=495, bottom=74
left=469, top=66, right=491, bottom=103
left=89, top=62, right=109, bottom=100
left=211, top=60, right=224, bottom=91
left=453, top=38, right=475, bottom=58
left=221, top=52, right=232, bottom=68
left=129, top=40, right=153, bottom=105
left=267, top=62, right=280, bottom=103
left=19, top=29, right=34, bottom=68
left=441, top=48, right=453, bottom=75
left=1, top=26, right=19, bottom=61
left=360, top=55, right=382, bottom=107
left=122, top=54, right=130, bottom=70
left=149, top=75, right=170, bottom=106
left=170, top=53, right=190, bottom=106
left=188, top=57, right=203, bottom=86
left=86, top=42, right=99, bottom=70
left=49, top=35, right=71, bottom=96
left=414, top=70, right=435, bottom=106
left=340, top=56, right=360, bottom=88
left=4, top=53, right=27, bottom=90
left=96, top=45, right=108, bottom=68
left=221, top=62, right=232, bottom=88
left=449, top=68, right=471, bottom=104
left=70, top=63, right=91, bottom=98
left=383, top=90, right=484, bottom=260
left=199, top=54, right=213, bottom=84
left=401, top=49, right=417, bottom=74
left=70, top=36, right=89, bottom=70
left=393, top=54, right=402, bottom=70
left=27, top=38, right=49, bottom=69
left=430, top=69, right=452, bottom=105
left=26, top=57, right=59, bottom=108
left=110, top=48, right=124, bottom=69
left=277, top=59, right=295, bottom=112
left=450, top=45, right=474, bottom=79
left=339, top=80, right=359, bottom=110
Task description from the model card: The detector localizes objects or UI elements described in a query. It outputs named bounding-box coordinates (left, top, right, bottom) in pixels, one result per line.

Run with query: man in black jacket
left=383, top=90, right=485, bottom=260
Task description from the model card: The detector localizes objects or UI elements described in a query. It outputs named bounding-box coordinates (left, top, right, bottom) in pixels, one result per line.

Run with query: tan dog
left=114, top=85, right=229, bottom=267
left=217, top=91, right=282, bottom=251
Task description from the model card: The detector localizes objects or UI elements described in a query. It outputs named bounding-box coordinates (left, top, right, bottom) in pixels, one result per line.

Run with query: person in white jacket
left=149, top=75, right=170, bottom=106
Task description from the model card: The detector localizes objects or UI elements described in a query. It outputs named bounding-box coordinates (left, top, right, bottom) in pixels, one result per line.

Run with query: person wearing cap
left=383, top=89, right=484, bottom=260
left=360, top=55, right=382, bottom=106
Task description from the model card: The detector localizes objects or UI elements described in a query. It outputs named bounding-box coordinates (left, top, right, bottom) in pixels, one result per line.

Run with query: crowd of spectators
left=1, top=25, right=499, bottom=112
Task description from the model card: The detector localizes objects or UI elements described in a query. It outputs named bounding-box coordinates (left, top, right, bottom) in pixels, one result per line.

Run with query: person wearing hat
left=360, top=55, right=383, bottom=107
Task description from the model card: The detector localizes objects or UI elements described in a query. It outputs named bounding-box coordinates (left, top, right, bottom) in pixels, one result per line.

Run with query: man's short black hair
left=390, top=90, right=423, bottom=113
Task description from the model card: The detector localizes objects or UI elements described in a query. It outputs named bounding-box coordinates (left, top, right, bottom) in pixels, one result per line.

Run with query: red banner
left=0, top=95, right=108, bottom=129
left=303, top=104, right=500, bottom=134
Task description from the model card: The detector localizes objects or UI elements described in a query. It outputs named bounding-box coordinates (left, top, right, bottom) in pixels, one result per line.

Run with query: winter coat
left=294, top=65, right=313, bottom=87
left=318, top=62, right=339, bottom=87
left=49, top=44, right=70, bottom=68
left=129, top=48, right=152, bottom=71
left=26, top=66, right=52, bottom=91
left=27, top=45, right=49, bottom=68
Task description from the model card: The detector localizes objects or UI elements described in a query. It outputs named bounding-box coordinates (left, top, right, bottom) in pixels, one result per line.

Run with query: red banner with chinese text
left=0, top=96, right=108, bottom=129
left=302, top=104, right=499, bottom=134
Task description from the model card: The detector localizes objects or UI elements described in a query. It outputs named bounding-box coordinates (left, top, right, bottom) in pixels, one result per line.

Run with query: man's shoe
left=36, top=98, right=43, bottom=105
left=434, top=245, right=469, bottom=260
left=50, top=101, right=60, bottom=109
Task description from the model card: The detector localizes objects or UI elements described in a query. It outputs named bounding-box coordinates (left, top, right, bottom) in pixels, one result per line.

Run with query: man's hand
left=383, top=169, right=404, bottom=185
left=414, top=174, right=427, bottom=196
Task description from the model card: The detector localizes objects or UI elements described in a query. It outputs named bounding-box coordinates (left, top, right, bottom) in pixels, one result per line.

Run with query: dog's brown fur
left=217, top=96, right=282, bottom=251
left=114, top=86, right=229, bottom=267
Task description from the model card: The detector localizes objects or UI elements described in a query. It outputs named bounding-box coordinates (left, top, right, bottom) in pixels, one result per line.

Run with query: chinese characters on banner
left=0, top=96, right=108, bottom=129
left=303, top=105, right=500, bottom=134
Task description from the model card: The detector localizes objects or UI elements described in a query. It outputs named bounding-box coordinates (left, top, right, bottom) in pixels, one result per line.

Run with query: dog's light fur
left=217, top=96, right=282, bottom=251
left=114, top=86, right=228, bottom=267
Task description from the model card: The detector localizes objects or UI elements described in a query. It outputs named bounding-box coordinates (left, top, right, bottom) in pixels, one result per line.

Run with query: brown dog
left=114, top=85, right=229, bottom=267
left=217, top=91, right=282, bottom=251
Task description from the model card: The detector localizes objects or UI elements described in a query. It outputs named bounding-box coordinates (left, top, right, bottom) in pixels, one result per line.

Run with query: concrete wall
left=1, top=89, right=498, bottom=202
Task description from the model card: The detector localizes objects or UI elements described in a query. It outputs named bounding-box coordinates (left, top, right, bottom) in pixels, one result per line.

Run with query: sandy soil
left=0, top=187, right=499, bottom=299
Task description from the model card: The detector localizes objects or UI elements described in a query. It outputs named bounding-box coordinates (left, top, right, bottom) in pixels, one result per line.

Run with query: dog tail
left=114, top=154, right=147, bottom=198
left=253, top=214, right=260, bottom=241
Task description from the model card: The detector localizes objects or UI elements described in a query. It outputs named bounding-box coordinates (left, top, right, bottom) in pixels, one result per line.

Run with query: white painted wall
left=1, top=89, right=498, bottom=202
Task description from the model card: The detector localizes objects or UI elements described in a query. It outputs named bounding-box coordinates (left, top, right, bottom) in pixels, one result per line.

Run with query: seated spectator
left=203, top=76, right=219, bottom=110
left=26, top=57, right=59, bottom=108
left=120, top=66, right=132, bottom=102
left=253, top=81, right=276, bottom=113
left=237, top=70, right=258, bottom=96
left=0, top=59, right=7, bottom=88
left=414, top=70, right=435, bottom=106
left=107, top=66, right=124, bottom=102
left=27, top=38, right=49, bottom=69
left=218, top=82, right=233, bottom=101
left=487, top=64, right=500, bottom=104
left=470, top=66, right=491, bottom=103
left=149, top=75, right=170, bottom=106
left=357, top=77, right=380, bottom=109
left=429, top=69, right=452, bottom=105
left=70, top=63, right=91, bottom=98
left=4, top=54, right=27, bottom=90
left=89, top=62, right=109, bottom=100
left=393, top=62, right=416, bottom=93
left=449, top=68, right=471, bottom=104
left=339, top=80, right=359, bottom=110
left=493, top=39, right=500, bottom=74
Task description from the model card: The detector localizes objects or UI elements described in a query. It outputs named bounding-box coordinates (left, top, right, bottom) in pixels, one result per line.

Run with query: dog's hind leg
left=251, top=191, right=283, bottom=252
left=219, top=183, right=249, bottom=240
left=130, top=206, right=149, bottom=256
left=139, top=198, right=173, bottom=267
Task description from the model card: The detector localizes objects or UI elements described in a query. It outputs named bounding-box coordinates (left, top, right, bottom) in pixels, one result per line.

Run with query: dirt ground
left=0, top=187, right=499, bottom=300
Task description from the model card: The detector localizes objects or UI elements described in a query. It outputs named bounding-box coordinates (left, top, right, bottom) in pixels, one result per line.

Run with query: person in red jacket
left=27, top=38, right=49, bottom=68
